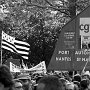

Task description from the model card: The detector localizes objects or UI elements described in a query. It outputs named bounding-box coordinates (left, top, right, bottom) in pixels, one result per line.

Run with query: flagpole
left=1, top=31, right=2, bottom=65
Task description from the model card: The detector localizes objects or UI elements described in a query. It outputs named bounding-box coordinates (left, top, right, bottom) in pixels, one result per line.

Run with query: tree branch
left=44, top=0, right=54, bottom=6
left=27, top=3, right=69, bottom=15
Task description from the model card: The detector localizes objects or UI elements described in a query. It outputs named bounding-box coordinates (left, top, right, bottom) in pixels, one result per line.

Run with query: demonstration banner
left=10, top=62, right=21, bottom=72
left=24, top=61, right=47, bottom=74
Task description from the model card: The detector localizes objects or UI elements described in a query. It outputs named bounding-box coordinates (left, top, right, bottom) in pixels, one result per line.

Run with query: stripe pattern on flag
left=2, top=31, right=30, bottom=60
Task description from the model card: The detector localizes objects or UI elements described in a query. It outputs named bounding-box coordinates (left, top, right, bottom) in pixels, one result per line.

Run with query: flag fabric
left=2, top=31, right=30, bottom=60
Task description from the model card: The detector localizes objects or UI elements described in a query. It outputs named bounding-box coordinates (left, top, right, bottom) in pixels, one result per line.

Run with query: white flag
left=2, top=31, right=30, bottom=60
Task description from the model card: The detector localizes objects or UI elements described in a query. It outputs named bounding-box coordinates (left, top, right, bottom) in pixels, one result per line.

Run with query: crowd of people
left=0, top=64, right=90, bottom=90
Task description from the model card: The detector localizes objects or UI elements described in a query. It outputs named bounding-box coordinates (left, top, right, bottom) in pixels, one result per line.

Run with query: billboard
left=48, top=5, right=90, bottom=71
left=80, top=18, right=90, bottom=36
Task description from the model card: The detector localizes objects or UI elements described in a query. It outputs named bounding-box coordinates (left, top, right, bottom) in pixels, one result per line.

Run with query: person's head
left=82, top=74, right=90, bottom=80
left=73, top=74, right=81, bottom=82
left=16, top=74, right=31, bottom=90
left=36, top=75, right=63, bottom=90
left=73, top=81, right=80, bottom=89
left=0, top=64, right=14, bottom=90
left=66, top=82, right=75, bottom=90
left=59, top=78, right=67, bottom=90
left=80, top=79, right=90, bottom=90
left=13, top=79, right=23, bottom=90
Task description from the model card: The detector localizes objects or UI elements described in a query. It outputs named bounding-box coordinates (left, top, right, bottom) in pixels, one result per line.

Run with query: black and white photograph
left=1, top=1, right=90, bottom=90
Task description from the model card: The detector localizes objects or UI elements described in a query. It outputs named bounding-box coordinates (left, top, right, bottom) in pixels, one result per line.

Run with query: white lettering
left=75, top=50, right=90, bottom=55
left=58, top=51, right=69, bottom=54
left=56, top=57, right=71, bottom=61
left=76, top=58, right=89, bottom=61
left=77, top=58, right=81, bottom=61
left=80, top=24, right=90, bottom=33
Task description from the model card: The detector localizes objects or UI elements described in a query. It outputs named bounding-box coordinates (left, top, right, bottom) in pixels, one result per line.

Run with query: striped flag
left=2, top=31, right=30, bottom=60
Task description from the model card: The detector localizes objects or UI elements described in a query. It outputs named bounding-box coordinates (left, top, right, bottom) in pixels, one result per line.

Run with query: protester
left=16, top=73, right=32, bottom=90
left=66, top=82, right=79, bottom=90
left=0, top=64, right=14, bottom=90
left=1, top=62, right=90, bottom=90
left=81, top=72, right=90, bottom=80
left=80, top=79, right=90, bottom=90
left=59, top=78, right=67, bottom=90
left=73, top=81, right=80, bottom=90
left=36, top=75, right=63, bottom=90
left=73, top=74, right=81, bottom=82
left=13, top=79, right=23, bottom=90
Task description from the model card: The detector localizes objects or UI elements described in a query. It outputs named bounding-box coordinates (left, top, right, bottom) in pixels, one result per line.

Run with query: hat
left=82, top=71, right=90, bottom=76
left=59, top=78, right=66, bottom=84
left=16, top=74, right=31, bottom=80
left=66, top=82, right=74, bottom=90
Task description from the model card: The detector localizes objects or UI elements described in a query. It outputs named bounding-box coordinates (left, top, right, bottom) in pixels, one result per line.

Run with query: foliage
left=1, top=0, right=90, bottom=67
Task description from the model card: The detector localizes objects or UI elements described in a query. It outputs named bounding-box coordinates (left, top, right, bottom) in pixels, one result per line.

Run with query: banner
left=10, top=62, right=21, bottom=72
left=24, top=61, right=47, bottom=74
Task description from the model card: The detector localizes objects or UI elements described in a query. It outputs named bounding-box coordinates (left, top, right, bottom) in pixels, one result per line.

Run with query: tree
left=1, top=0, right=90, bottom=66
left=68, top=0, right=76, bottom=18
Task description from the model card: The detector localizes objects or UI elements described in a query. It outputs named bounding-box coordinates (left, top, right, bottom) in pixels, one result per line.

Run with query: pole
left=1, top=31, right=2, bottom=65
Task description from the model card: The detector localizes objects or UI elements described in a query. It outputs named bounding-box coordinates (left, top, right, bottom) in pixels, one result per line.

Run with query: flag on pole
left=2, top=31, right=30, bottom=60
